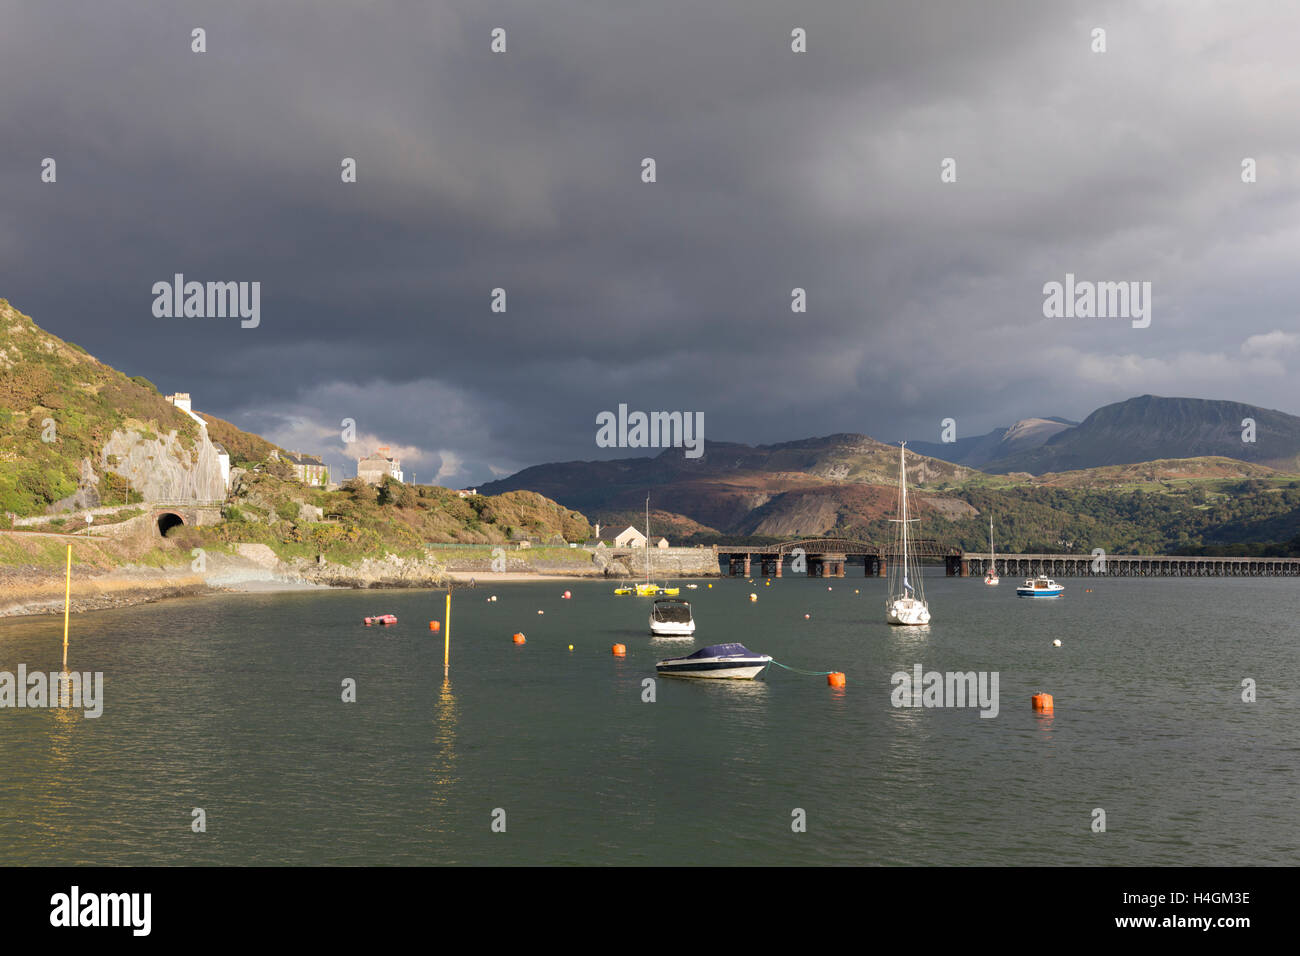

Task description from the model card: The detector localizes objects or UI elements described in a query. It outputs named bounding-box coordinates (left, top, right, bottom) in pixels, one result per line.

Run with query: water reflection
left=428, top=677, right=459, bottom=828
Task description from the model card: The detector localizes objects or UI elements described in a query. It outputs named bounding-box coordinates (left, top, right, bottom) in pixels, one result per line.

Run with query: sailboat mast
left=645, top=494, right=651, bottom=585
left=899, top=444, right=909, bottom=575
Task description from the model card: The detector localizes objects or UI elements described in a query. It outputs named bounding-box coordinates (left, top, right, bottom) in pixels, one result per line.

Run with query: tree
left=343, top=477, right=377, bottom=504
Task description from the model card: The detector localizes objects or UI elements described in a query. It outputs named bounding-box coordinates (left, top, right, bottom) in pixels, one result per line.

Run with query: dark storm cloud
left=3, top=0, right=1298, bottom=484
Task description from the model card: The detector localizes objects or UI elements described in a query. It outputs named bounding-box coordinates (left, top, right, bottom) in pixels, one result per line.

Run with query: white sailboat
left=616, top=495, right=678, bottom=596
left=984, top=515, right=1000, bottom=586
left=886, top=443, right=931, bottom=626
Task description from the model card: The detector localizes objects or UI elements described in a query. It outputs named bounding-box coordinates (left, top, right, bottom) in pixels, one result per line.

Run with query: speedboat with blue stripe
left=655, top=643, right=772, bottom=680
left=1016, top=575, right=1065, bottom=597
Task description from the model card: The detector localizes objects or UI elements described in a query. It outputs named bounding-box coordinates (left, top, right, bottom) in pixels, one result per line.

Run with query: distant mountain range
left=912, top=396, right=1300, bottom=475
left=481, top=395, right=1300, bottom=546
left=908, top=417, right=1077, bottom=469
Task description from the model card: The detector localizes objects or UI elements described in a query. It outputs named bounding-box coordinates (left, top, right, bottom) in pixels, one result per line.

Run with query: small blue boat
left=655, top=643, right=772, bottom=679
left=1016, top=575, right=1065, bottom=597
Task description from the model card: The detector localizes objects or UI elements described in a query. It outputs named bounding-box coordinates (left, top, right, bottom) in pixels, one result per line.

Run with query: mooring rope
left=767, top=659, right=836, bottom=677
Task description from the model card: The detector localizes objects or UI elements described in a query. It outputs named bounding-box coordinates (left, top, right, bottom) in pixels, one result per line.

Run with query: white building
left=167, top=392, right=230, bottom=492
left=213, top=442, right=231, bottom=490
left=613, top=526, right=647, bottom=548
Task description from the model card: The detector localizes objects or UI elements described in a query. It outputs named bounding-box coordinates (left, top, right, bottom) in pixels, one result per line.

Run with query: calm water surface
left=1, top=574, right=1297, bottom=865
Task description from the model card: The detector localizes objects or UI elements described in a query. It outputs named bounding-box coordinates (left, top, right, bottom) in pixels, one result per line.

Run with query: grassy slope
left=0, top=298, right=203, bottom=515
left=185, top=473, right=594, bottom=565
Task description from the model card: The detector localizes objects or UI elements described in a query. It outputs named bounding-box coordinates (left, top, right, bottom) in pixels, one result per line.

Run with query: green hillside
left=0, top=298, right=200, bottom=516
left=186, top=471, right=592, bottom=563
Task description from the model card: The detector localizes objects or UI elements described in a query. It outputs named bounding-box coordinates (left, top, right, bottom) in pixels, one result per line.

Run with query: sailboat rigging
left=984, top=515, right=1000, bottom=586
left=886, top=442, right=931, bottom=626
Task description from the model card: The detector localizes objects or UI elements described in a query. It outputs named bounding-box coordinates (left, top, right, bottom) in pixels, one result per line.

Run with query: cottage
left=612, top=526, right=647, bottom=548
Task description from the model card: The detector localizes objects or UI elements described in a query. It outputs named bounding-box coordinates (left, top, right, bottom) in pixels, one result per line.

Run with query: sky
left=3, top=0, right=1298, bottom=486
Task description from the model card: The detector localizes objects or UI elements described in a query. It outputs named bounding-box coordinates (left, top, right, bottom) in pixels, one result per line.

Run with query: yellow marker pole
left=443, top=592, right=451, bottom=676
left=62, top=544, right=72, bottom=671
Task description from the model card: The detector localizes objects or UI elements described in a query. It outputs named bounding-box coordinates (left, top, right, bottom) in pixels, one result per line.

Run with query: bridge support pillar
left=878, top=558, right=886, bottom=577
left=961, top=559, right=969, bottom=578
left=743, top=554, right=751, bottom=576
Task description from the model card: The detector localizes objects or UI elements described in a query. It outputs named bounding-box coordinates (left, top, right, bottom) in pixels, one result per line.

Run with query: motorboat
left=364, top=614, right=398, bottom=625
left=650, top=598, right=695, bottom=637
left=655, top=643, right=772, bottom=680
left=886, top=443, right=931, bottom=626
left=1016, top=575, right=1064, bottom=597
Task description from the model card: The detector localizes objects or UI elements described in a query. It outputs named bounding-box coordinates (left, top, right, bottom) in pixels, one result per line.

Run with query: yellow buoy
left=568, top=644, right=574, bottom=651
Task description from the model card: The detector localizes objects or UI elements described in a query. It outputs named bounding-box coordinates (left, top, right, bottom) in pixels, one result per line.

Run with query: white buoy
left=1053, top=639, right=1062, bottom=647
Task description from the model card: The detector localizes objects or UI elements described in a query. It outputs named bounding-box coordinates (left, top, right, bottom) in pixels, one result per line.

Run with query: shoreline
left=0, top=564, right=721, bottom=619
left=0, top=531, right=720, bottom=619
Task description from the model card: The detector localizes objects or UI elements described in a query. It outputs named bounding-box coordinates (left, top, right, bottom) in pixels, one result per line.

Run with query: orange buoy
left=429, top=620, right=441, bottom=632
left=612, top=643, right=626, bottom=657
left=512, top=632, right=526, bottom=644
left=827, top=672, right=846, bottom=688
left=804, top=613, right=811, bottom=620
left=1032, top=692, right=1054, bottom=713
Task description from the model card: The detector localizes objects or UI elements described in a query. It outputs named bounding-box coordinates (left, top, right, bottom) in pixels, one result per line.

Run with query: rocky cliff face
left=101, top=427, right=228, bottom=501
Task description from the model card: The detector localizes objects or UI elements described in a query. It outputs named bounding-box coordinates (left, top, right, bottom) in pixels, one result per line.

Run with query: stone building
left=357, top=446, right=403, bottom=485
left=285, top=452, right=328, bottom=487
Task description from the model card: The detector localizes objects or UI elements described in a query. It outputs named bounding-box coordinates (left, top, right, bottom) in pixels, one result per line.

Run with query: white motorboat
left=1016, top=575, right=1065, bottom=597
left=886, top=443, right=931, bottom=626
left=984, top=515, right=1000, bottom=586
left=650, top=598, right=695, bottom=637
left=655, top=643, right=772, bottom=680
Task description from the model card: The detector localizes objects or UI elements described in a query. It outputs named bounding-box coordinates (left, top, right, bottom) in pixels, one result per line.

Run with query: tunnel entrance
left=156, top=512, right=185, bottom=537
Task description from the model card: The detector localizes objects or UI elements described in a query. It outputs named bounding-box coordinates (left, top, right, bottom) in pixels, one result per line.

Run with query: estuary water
left=1, top=574, right=1297, bottom=866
